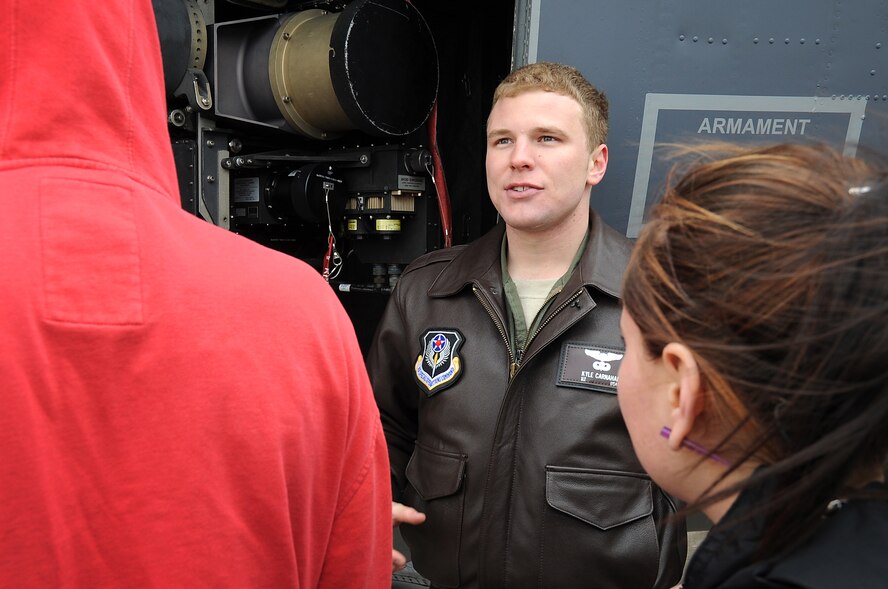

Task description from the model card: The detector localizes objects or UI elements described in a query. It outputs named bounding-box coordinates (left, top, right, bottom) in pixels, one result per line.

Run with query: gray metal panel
left=517, top=0, right=888, bottom=235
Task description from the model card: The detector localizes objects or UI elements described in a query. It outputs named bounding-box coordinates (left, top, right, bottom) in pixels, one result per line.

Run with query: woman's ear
left=661, top=342, right=704, bottom=451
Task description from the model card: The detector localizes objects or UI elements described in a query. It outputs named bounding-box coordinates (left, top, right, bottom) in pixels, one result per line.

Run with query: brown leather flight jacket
left=368, top=213, right=686, bottom=588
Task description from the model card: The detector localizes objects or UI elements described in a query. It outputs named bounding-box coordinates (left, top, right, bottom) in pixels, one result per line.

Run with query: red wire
left=427, top=100, right=453, bottom=248
left=401, top=0, right=450, bottom=247
left=323, top=233, right=334, bottom=281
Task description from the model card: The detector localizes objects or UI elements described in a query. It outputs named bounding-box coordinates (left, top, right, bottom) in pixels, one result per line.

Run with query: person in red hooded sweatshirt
left=0, top=1, right=391, bottom=587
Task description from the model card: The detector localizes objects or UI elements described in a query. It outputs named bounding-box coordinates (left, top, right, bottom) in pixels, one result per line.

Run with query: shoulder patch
left=557, top=343, right=624, bottom=394
left=414, top=329, right=465, bottom=396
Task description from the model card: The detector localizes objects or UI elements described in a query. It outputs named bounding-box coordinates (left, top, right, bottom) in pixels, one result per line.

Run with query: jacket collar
left=684, top=477, right=888, bottom=589
left=427, top=210, right=628, bottom=299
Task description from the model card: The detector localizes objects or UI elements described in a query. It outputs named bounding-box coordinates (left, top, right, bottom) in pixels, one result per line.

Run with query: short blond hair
left=492, top=62, right=608, bottom=151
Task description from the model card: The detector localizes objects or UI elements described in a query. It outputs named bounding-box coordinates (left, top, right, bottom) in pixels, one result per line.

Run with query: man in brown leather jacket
left=368, top=62, right=686, bottom=588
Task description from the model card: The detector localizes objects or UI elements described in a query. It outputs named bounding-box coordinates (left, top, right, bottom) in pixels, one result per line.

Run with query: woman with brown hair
left=617, top=142, right=888, bottom=588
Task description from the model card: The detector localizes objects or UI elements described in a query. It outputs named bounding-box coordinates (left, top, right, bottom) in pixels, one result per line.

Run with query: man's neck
left=505, top=218, right=588, bottom=281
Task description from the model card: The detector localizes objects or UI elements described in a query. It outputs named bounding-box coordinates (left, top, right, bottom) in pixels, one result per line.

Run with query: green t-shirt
left=500, top=233, right=588, bottom=361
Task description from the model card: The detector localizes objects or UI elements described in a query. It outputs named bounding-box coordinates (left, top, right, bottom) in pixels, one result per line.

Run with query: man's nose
left=510, top=138, right=534, bottom=168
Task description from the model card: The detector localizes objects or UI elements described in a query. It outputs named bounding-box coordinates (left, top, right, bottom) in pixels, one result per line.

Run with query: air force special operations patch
left=414, top=333, right=620, bottom=396
left=415, top=329, right=464, bottom=395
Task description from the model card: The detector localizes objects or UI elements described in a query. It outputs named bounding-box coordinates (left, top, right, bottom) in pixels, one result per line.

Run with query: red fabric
left=0, top=1, right=392, bottom=587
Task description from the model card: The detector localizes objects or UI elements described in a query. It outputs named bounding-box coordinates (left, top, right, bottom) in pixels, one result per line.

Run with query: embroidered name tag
left=414, top=329, right=465, bottom=396
left=557, top=343, right=624, bottom=394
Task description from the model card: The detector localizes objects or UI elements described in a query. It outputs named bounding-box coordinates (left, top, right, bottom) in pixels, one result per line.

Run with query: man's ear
left=586, top=144, right=608, bottom=187
left=661, top=342, right=704, bottom=451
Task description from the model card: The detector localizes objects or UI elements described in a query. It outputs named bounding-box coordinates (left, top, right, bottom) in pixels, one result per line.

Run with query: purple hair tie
left=660, top=426, right=731, bottom=466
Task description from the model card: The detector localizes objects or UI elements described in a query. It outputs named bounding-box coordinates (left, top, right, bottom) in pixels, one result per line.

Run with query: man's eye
left=540, top=135, right=557, bottom=142
left=495, top=137, right=511, bottom=145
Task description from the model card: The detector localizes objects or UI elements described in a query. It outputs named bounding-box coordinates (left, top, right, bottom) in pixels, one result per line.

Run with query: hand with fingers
left=391, top=501, right=426, bottom=572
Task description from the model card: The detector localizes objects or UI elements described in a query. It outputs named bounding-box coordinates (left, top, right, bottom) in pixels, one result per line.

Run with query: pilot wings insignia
left=584, top=348, right=624, bottom=372
left=557, top=343, right=625, bottom=393
left=584, top=350, right=624, bottom=362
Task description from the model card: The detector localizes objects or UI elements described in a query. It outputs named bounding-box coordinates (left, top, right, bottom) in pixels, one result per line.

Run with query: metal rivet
left=282, top=32, right=290, bottom=40
left=693, top=36, right=699, bottom=42
left=815, top=38, right=821, bottom=44
left=769, top=38, right=775, bottom=44
left=708, top=37, right=714, bottom=44
left=722, top=38, right=728, bottom=44
left=785, top=38, right=791, bottom=44
left=679, top=34, right=685, bottom=41
left=827, top=499, right=846, bottom=513
left=282, top=96, right=291, bottom=103
left=206, top=175, right=215, bottom=183
left=871, top=70, right=877, bottom=76
left=877, top=43, right=882, bottom=49
left=753, top=37, right=759, bottom=44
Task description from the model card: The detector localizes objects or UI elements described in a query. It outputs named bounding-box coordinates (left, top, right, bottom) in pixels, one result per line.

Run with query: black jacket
left=368, top=213, right=686, bottom=588
left=684, top=482, right=888, bottom=588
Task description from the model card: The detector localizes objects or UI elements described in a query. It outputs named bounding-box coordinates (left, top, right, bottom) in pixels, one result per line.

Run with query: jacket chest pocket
left=541, top=467, right=660, bottom=589
left=403, top=443, right=468, bottom=588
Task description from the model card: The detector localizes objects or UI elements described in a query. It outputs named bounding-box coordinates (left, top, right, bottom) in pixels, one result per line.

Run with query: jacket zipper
left=475, top=286, right=584, bottom=380
left=517, top=288, right=584, bottom=374
left=472, top=286, right=517, bottom=377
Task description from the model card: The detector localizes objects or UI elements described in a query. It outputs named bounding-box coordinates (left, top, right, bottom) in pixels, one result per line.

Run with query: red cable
left=427, top=100, right=453, bottom=248
left=323, top=233, right=334, bottom=281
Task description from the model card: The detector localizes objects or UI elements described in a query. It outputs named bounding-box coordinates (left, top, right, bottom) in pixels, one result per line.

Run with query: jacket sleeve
left=366, top=280, right=420, bottom=500
left=318, top=426, right=392, bottom=589
left=317, top=301, right=393, bottom=589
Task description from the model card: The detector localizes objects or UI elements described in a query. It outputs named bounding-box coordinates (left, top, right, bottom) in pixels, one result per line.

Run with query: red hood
left=0, top=0, right=179, bottom=202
